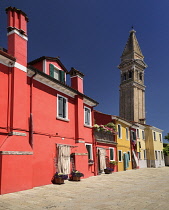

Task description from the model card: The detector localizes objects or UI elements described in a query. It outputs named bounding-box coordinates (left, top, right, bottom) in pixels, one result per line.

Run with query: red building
left=0, top=7, right=118, bottom=194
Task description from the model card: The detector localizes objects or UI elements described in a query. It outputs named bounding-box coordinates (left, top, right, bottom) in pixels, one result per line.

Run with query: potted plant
left=54, top=172, right=68, bottom=184
left=88, top=159, right=94, bottom=165
left=71, top=170, right=84, bottom=181
left=104, top=167, right=114, bottom=174
left=109, top=160, right=118, bottom=165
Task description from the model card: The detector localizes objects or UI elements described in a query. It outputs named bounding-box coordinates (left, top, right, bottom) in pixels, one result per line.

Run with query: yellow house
left=145, top=125, right=165, bottom=168
left=135, top=123, right=147, bottom=168
left=112, top=116, right=132, bottom=172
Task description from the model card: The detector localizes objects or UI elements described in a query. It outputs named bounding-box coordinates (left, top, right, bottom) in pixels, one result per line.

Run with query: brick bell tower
left=118, top=28, right=147, bottom=124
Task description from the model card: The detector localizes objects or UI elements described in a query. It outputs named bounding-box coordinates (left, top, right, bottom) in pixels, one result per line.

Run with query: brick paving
left=0, top=167, right=169, bottom=210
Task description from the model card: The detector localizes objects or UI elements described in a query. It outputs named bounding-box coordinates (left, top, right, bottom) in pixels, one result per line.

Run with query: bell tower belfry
left=118, top=29, right=147, bottom=124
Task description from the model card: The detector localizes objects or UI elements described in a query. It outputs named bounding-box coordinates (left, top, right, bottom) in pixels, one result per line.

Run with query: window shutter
left=63, top=97, right=67, bottom=118
left=110, top=149, right=114, bottom=160
left=58, top=96, right=63, bottom=117
left=59, top=71, right=65, bottom=83
left=49, top=64, right=54, bottom=78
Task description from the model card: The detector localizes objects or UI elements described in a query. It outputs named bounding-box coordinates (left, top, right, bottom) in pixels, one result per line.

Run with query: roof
left=0, top=49, right=16, bottom=61
left=28, top=56, right=69, bottom=73
left=121, top=29, right=144, bottom=61
left=28, top=65, right=99, bottom=107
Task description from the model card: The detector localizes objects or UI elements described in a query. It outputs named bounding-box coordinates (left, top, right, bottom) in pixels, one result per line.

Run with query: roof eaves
left=0, top=50, right=16, bottom=61
left=28, top=56, right=69, bottom=73
left=28, top=65, right=98, bottom=106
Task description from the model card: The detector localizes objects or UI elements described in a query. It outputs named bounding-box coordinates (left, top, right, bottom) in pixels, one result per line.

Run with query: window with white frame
left=155, top=150, right=158, bottom=160
left=136, top=129, right=140, bottom=138
left=153, top=131, right=156, bottom=141
left=127, top=151, right=131, bottom=161
left=159, top=133, right=162, bottom=142
left=142, top=130, right=145, bottom=140
left=126, top=127, right=129, bottom=140
left=109, top=148, right=114, bottom=161
left=57, top=95, right=68, bottom=119
left=138, top=152, right=141, bottom=160
left=161, top=151, right=164, bottom=159
left=118, top=150, right=122, bottom=162
left=85, top=144, right=93, bottom=160
left=118, top=124, right=122, bottom=139
left=131, top=130, right=136, bottom=140
left=84, top=106, right=91, bottom=126
left=143, top=150, right=147, bottom=160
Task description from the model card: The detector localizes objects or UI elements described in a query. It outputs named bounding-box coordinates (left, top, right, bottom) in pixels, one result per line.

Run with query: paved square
left=0, top=167, right=168, bottom=210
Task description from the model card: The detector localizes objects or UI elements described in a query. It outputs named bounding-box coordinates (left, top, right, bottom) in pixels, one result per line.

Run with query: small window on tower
left=123, top=73, right=127, bottom=81
left=129, top=71, right=132, bottom=78
left=139, top=73, right=143, bottom=81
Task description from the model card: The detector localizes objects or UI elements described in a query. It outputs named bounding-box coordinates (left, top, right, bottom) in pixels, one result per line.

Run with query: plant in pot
left=88, top=159, right=94, bottom=165
left=109, top=160, right=118, bottom=165
left=54, top=172, right=68, bottom=184
left=104, top=167, right=114, bottom=174
left=70, top=170, right=84, bottom=181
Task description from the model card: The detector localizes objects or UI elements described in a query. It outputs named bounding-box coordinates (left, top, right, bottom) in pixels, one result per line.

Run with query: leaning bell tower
left=118, top=28, right=147, bottom=124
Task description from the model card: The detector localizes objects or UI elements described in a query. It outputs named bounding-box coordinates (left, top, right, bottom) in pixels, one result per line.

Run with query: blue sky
left=0, top=0, right=168, bottom=142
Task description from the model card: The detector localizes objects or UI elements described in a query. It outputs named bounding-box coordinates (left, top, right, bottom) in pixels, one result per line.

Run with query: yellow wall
left=116, top=120, right=132, bottom=171
left=145, top=126, right=164, bottom=167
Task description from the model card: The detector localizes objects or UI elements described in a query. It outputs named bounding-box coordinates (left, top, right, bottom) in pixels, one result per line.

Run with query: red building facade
left=0, top=7, right=118, bottom=194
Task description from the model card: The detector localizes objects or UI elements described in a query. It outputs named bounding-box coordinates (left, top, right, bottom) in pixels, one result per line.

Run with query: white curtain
left=58, top=145, right=70, bottom=174
left=99, top=148, right=106, bottom=171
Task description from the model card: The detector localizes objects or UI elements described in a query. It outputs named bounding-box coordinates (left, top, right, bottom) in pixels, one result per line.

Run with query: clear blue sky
left=0, top=0, right=168, bottom=142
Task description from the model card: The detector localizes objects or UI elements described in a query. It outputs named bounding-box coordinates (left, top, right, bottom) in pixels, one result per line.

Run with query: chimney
left=69, top=67, right=84, bottom=93
left=6, top=7, right=28, bottom=66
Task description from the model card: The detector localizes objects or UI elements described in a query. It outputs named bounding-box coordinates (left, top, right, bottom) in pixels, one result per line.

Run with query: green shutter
left=49, top=64, right=54, bottom=78
left=59, top=71, right=65, bottom=83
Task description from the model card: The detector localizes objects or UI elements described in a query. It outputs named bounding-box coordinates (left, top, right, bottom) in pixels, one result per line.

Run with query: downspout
left=30, top=71, right=37, bottom=148
left=92, top=108, right=97, bottom=176
left=7, top=62, right=13, bottom=133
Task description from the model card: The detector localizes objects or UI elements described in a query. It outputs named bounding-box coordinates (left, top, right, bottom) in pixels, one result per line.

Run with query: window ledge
left=84, top=124, right=92, bottom=128
left=56, top=116, right=70, bottom=122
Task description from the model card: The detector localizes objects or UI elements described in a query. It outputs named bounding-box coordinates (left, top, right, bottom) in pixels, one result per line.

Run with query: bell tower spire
left=118, top=29, right=147, bottom=124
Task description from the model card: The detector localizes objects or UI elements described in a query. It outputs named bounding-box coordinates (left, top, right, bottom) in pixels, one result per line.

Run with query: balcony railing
left=94, top=130, right=116, bottom=144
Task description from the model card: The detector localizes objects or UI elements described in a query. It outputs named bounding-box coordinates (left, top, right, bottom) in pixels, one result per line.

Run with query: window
left=123, top=73, right=127, bottom=81
left=84, top=106, right=91, bottom=126
left=159, top=133, right=162, bottom=142
left=57, top=95, right=68, bottom=119
left=86, top=144, right=93, bottom=160
left=110, top=148, right=114, bottom=160
left=142, top=130, right=145, bottom=140
left=144, top=150, right=147, bottom=160
left=129, top=70, right=132, bottom=78
left=118, top=124, right=122, bottom=139
left=136, top=129, right=140, bottom=138
left=138, top=152, right=141, bottom=160
left=127, top=151, right=131, bottom=161
left=161, top=151, right=164, bottom=159
left=49, top=64, right=65, bottom=83
left=139, top=72, right=143, bottom=81
left=155, top=150, right=158, bottom=160
left=118, top=150, right=122, bottom=162
left=126, top=127, right=129, bottom=140
left=131, top=130, right=136, bottom=140
left=153, top=131, right=156, bottom=141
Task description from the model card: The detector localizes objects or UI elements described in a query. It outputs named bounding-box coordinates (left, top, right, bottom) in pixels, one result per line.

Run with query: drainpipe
left=30, top=71, right=37, bottom=148
left=92, top=109, right=97, bottom=176
left=7, top=61, right=14, bottom=133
